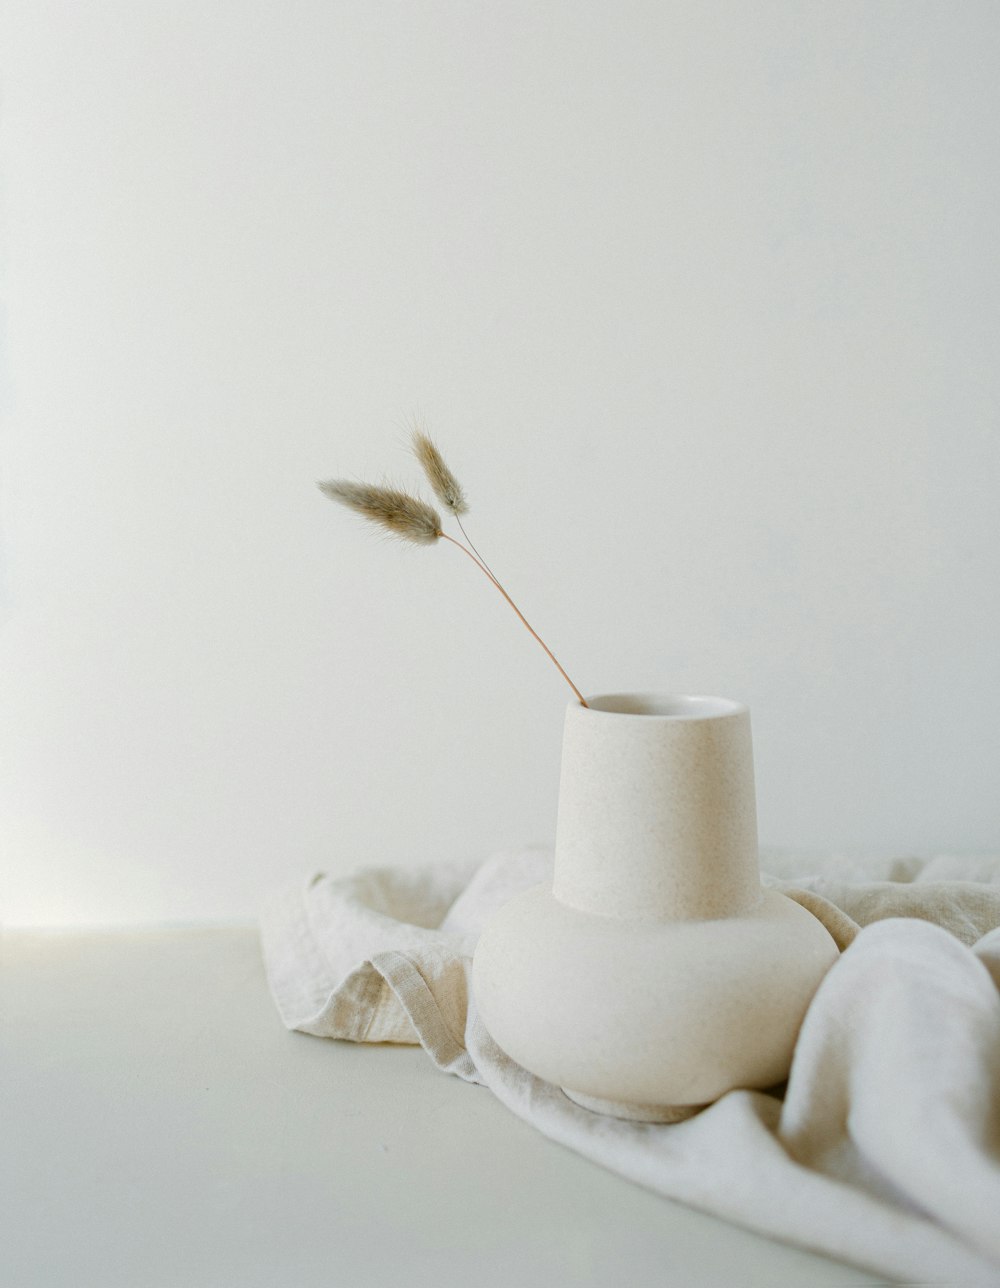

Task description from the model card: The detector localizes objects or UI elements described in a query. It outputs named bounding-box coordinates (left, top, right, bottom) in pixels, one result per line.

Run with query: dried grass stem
left=454, top=513, right=499, bottom=582
left=439, top=532, right=588, bottom=707
left=320, top=434, right=589, bottom=707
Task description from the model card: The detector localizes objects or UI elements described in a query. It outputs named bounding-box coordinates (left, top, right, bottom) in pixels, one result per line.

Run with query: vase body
left=472, top=693, right=839, bottom=1121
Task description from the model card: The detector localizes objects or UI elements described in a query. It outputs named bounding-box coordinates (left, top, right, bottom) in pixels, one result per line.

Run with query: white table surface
left=0, top=927, right=892, bottom=1288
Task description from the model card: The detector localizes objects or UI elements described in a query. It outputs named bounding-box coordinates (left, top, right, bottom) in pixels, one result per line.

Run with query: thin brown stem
left=455, top=513, right=499, bottom=583
left=438, top=531, right=588, bottom=707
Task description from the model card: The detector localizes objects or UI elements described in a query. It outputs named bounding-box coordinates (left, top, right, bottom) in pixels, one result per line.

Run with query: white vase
left=472, top=693, right=839, bottom=1122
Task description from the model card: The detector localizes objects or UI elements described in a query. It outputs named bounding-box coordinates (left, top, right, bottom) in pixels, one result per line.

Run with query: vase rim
left=577, top=693, right=747, bottom=720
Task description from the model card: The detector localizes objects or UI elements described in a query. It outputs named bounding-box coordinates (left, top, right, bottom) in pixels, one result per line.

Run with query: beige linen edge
left=260, top=849, right=1000, bottom=1285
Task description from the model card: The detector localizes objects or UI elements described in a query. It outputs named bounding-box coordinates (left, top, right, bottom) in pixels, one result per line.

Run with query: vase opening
left=584, top=693, right=746, bottom=720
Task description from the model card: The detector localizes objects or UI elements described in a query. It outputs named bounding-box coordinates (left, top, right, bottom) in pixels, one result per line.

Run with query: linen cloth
left=260, top=849, right=1000, bottom=1285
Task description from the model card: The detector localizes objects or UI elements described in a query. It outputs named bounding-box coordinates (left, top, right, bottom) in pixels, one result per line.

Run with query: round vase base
left=561, top=1088, right=703, bottom=1124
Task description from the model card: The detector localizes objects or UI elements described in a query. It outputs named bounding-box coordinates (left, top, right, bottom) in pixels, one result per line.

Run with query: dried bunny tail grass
left=411, top=430, right=468, bottom=515
left=317, top=480, right=442, bottom=545
left=318, top=454, right=588, bottom=706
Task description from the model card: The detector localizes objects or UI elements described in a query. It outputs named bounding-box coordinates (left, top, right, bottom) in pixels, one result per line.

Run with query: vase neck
left=552, top=698, right=761, bottom=922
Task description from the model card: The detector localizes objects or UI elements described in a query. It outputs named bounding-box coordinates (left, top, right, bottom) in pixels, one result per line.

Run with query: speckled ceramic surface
left=473, top=694, right=840, bottom=1121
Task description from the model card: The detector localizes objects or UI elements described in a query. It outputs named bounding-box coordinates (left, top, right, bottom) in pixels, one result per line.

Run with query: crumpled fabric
left=260, top=848, right=1000, bottom=1285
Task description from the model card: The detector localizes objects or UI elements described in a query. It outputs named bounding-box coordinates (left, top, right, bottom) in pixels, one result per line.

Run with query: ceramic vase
left=472, top=693, right=839, bottom=1122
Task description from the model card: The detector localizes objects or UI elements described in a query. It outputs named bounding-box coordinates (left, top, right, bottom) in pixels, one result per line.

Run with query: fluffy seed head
left=411, top=431, right=468, bottom=515
left=318, top=480, right=442, bottom=545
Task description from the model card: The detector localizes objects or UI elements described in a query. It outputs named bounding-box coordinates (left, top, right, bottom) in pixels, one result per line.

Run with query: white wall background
left=2, top=1, right=998, bottom=926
